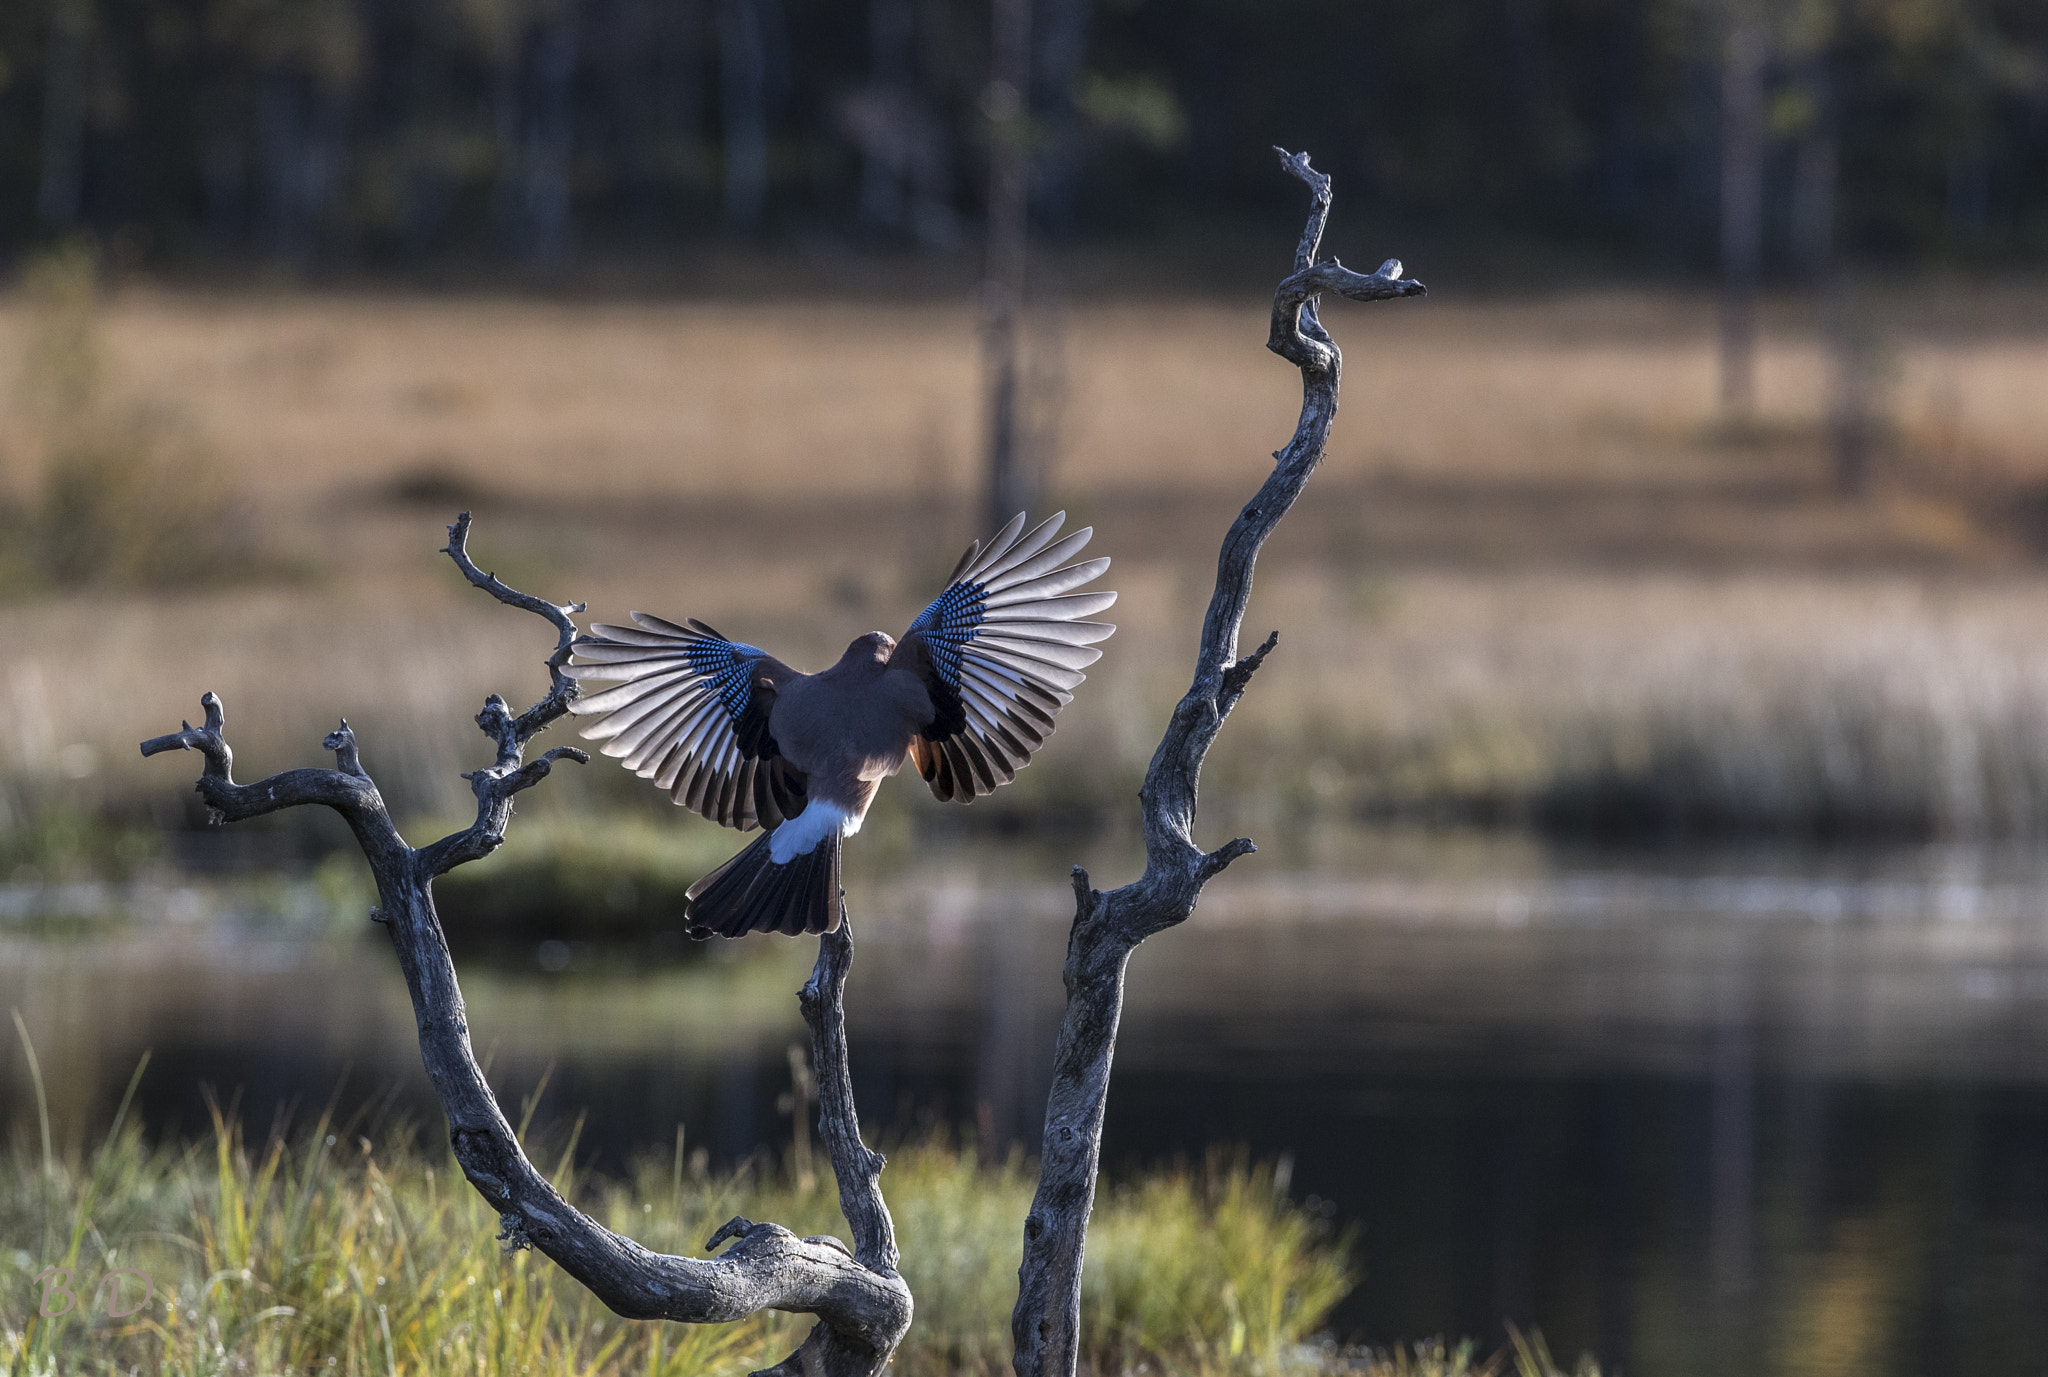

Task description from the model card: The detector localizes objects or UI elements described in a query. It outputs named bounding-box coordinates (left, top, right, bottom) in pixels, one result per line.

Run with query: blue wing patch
left=688, top=635, right=762, bottom=724
left=908, top=581, right=986, bottom=690
left=897, top=513, right=1116, bottom=803
left=566, top=614, right=804, bottom=830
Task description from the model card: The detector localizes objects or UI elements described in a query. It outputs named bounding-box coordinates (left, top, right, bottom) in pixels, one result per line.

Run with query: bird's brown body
left=768, top=632, right=930, bottom=818
left=567, top=513, right=1115, bottom=938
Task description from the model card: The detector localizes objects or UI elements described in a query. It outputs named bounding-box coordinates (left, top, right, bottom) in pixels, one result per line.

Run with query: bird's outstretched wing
left=566, top=614, right=807, bottom=830
left=891, top=512, right=1116, bottom=803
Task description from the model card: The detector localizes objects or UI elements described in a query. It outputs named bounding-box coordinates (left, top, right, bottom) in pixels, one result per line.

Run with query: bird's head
left=842, top=630, right=896, bottom=664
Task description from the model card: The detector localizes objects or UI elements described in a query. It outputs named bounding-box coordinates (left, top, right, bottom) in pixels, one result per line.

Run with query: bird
left=564, top=512, right=1115, bottom=939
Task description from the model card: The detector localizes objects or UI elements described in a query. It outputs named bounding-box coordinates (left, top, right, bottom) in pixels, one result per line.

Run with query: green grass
left=1331, top=1332, right=1602, bottom=1377
left=1, top=1092, right=1362, bottom=1377
left=0, top=796, right=159, bottom=888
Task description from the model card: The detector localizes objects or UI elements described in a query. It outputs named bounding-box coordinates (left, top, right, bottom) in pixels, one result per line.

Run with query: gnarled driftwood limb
left=142, top=513, right=912, bottom=1377
left=1008, top=149, right=1424, bottom=1377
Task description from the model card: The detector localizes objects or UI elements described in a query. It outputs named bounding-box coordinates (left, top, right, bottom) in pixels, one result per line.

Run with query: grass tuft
left=2, top=1108, right=1356, bottom=1376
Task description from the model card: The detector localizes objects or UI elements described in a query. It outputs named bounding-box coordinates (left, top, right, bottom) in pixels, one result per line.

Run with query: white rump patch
left=768, top=801, right=859, bottom=863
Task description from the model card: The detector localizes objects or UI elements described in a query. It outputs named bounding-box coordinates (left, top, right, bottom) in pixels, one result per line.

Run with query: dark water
left=9, top=835, right=2048, bottom=1375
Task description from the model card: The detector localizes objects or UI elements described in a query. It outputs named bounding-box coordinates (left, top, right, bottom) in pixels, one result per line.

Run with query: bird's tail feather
left=685, top=830, right=842, bottom=939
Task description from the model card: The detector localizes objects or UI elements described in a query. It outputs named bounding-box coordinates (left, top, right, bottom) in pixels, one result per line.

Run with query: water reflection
left=7, top=834, right=2048, bottom=1374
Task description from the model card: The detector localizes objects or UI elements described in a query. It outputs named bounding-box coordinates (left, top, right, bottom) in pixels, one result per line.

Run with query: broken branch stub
left=141, top=513, right=910, bottom=1377
left=1008, top=149, right=1424, bottom=1377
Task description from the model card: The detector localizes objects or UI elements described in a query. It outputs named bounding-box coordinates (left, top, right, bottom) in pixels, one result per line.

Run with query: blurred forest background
left=0, top=0, right=2045, bottom=271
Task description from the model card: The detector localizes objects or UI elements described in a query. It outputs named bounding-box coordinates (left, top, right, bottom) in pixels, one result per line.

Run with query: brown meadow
left=5, top=280, right=2048, bottom=846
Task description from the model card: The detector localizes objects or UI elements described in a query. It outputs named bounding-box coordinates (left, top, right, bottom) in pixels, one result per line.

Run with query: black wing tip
left=947, top=538, right=984, bottom=584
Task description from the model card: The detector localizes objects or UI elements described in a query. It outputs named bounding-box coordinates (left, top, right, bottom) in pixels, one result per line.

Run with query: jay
left=566, top=512, right=1115, bottom=938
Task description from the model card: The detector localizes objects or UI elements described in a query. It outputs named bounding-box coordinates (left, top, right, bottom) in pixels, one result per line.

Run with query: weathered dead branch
left=142, top=514, right=911, bottom=1377
left=1008, top=148, right=1424, bottom=1377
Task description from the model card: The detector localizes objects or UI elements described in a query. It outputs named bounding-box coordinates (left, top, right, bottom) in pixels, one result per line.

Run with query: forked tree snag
left=140, top=515, right=912, bottom=1377
left=1008, top=150, right=1425, bottom=1377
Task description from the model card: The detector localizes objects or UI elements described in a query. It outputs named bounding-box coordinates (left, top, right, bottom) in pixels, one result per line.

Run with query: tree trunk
left=259, top=70, right=306, bottom=261
left=523, top=4, right=579, bottom=266
left=37, top=0, right=92, bottom=230
left=1827, top=277, right=1882, bottom=498
left=857, top=0, right=913, bottom=232
left=1718, top=5, right=1767, bottom=419
left=982, top=0, right=1031, bottom=533
left=1007, top=149, right=1424, bottom=1377
left=719, top=0, right=768, bottom=229
left=1789, top=52, right=1836, bottom=280
left=1030, top=0, right=1090, bottom=234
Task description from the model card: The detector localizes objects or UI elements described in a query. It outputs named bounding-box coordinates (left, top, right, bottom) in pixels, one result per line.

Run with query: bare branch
left=760, top=915, right=914, bottom=1376
left=1275, top=146, right=1331, bottom=272
left=1219, top=629, right=1279, bottom=716
left=801, top=915, right=900, bottom=1275
left=138, top=690, right=231, bottom=779
left=1196, top=836, right=1257, bottom=882
left=441, top=509, right=586, bottom=746
left=143, top=516, right=911, bottom=1377
left=143, top=692, right=391, bottom=838
left=1010, top=151, right=1423, bottom=1377
left=413, top=517, right=598, bottom=877
left=1269, top=255, right=1423, bottom=372
left=705, top=1217, right=759, bottom=1252
left=324, top=719, right=370, bottom=778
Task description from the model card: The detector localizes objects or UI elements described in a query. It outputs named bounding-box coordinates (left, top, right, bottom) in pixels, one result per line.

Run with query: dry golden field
left=6, top=282, right=2048, bottom=503
left=7, top=279, right=2048, bottom=847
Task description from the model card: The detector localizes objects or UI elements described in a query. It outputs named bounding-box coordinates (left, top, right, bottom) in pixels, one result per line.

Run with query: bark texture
left=1007, top=148, right=1425, bottom=1377
left=142, top=513, right=911, bottom=1377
